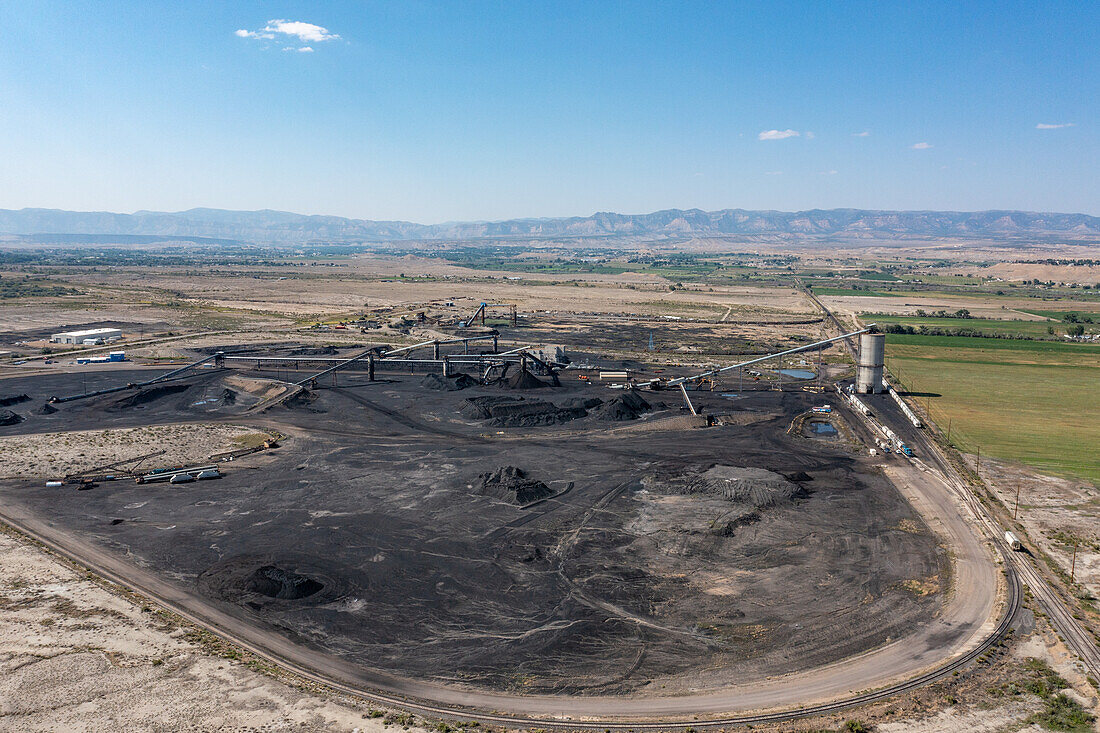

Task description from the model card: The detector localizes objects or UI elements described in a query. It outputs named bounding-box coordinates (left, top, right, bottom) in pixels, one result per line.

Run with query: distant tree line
left=1017, top=258, right=1100, bottom=266
left=913, top=308, right=972, bottom=318
left=883, top=324, right=1043, bottom=340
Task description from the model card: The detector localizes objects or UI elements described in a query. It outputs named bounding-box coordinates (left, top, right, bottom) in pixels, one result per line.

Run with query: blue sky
left=2, top=1, right=1096, bottom=222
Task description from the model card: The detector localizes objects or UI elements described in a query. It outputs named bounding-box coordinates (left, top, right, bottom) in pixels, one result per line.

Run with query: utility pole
left=1013, top=484, right=1021, bottom=519
left=1071, top=544, right=1078, bottom=582
left=976, top=445, right=981, bottom=475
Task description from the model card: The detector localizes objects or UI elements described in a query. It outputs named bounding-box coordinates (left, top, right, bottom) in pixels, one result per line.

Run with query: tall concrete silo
left=856, top=333, right=885, bottom=393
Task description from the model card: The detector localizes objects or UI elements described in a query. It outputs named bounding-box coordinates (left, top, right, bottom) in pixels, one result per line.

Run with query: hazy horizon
left=5, top=202, right=1100, bottom=227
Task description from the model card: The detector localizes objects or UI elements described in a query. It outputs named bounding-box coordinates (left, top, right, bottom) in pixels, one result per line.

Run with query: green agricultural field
left=1018, top=308, right=1100, bottom=321
left=884, top=333, right=1100, bottom=359
left=885, top=334, right=1100, bottom=484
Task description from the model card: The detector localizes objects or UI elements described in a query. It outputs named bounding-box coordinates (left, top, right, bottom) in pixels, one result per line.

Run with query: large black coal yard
left=0, top=334, right=950, bottom=700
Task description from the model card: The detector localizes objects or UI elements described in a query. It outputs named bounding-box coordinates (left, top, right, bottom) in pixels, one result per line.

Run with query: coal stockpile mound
left=588, top=390, right=651, bottom=421
left=221, top=388, right=237, bottom=405
left=561, top=397, right=603, bottom=410
left=0, top=394, right=29, bottom=407
left=505, top=370, right=548, bottom=390
left=488, top=401, right=587, bottom=427
left=282, top=389, right=325, bottom=412
left=246, top=565, right=324, bottom=599
left=288, top=345, right=339, bottom=356
left=460, top=396, right=519, bottom=419
left=421, top=373, right=477, bottom=391
left=460, top=395, right=587, bottom=426
left=198, top=555, right=342, bottom=607
left=107, top=383, right=190, bottom=411
left=0, top=409, right=23, bottom=426
left=479, top=466, right=554, bottom=505
left=33, top=402, right=58, bottom=415
left=690, top=466, right=809, bottom=508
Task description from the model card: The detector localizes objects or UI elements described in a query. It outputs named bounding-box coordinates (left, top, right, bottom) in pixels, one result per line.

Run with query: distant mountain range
left=1, top=206, right=1099, bottom=245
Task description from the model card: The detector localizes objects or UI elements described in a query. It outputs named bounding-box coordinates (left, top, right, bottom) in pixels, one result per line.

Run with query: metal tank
left=856, top=333, right=885, bottom=393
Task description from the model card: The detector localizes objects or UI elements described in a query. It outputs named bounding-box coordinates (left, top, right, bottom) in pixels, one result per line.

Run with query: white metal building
left=50, top=327, right=123, bottom=345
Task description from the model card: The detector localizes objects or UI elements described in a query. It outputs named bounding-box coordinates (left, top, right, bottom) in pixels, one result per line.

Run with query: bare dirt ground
left=48, top=262, right=812, bottom=320
left=0, top=424, right=271, bottom=480
left=955, top=261, right=1100, bottom=286
left=820, top=292, right=1063, bottom=319
left=0, top=295, right=289, bottom=338
left=974, top=455, right=1100, bottom=600
left=0, top=528, right=423, bottom=733
left=746, top=610, right=1100, bottom=732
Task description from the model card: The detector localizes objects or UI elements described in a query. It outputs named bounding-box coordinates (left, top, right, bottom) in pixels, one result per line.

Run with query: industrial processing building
left=50, top=327, right=122, bottom=345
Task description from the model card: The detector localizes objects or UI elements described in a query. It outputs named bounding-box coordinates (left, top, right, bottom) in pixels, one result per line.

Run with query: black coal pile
left=0, top=409, right=23, bottom=426
left=0, top=394, right=29, bottom=407
left=588, top=390, right=651, bottom=421
left=689, top=466, right=809, bottom=508
left=421, top=372, right=477, bottom=391
left=505, top=370, right=548, bottom=389
left=33, top=403, right=58, bottom=415
left=561, top=397, right=602, bottom=410
left=107, top=383, right=190, bottom=411
left=459, top=395, right=587, bottom=427
left=460, top=396, right=516, bottom=419
left=479, top=466, right=554, bottom=505
left=221, top=388, right=238, bottom=405
left=280, top=389, right=325, bottom=412
left=289, top=345, right=339, bottom=356
left=245, top=565, right=324, bottom=599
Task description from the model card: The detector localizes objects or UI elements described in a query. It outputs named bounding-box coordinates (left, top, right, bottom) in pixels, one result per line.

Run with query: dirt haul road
left=0, top=396, right=1008, bottom=727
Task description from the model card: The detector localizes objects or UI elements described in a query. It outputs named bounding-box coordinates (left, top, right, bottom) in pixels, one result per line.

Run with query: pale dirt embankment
left=0, top=424, right=271, bottom=480
left=0, top=529, right=419, bottom=732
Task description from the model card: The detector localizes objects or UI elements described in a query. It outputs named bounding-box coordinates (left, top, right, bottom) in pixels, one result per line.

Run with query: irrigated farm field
left=885, top=335, right=1100, bottom=484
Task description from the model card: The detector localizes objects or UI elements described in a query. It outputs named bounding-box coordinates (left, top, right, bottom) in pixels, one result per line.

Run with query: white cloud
left=1036, top=122, right=1074, bottom=129
left=236, top=19, right=339, bottom=46
left=805, top=131, right=815, bottom=139
left=911, top=142, right=933, bottom=149
left=236, top=29, right=274, bottom=39
left=852, top=131, right=870, bottom=137
left=758, top=129, right=800, bottom=141
left=282, top=46, right=315, bottom=53
left=820, top=170, right=838, bottom=175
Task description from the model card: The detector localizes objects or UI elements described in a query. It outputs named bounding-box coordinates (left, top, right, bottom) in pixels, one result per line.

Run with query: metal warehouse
left=50, top=327, right=123, bottom=344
